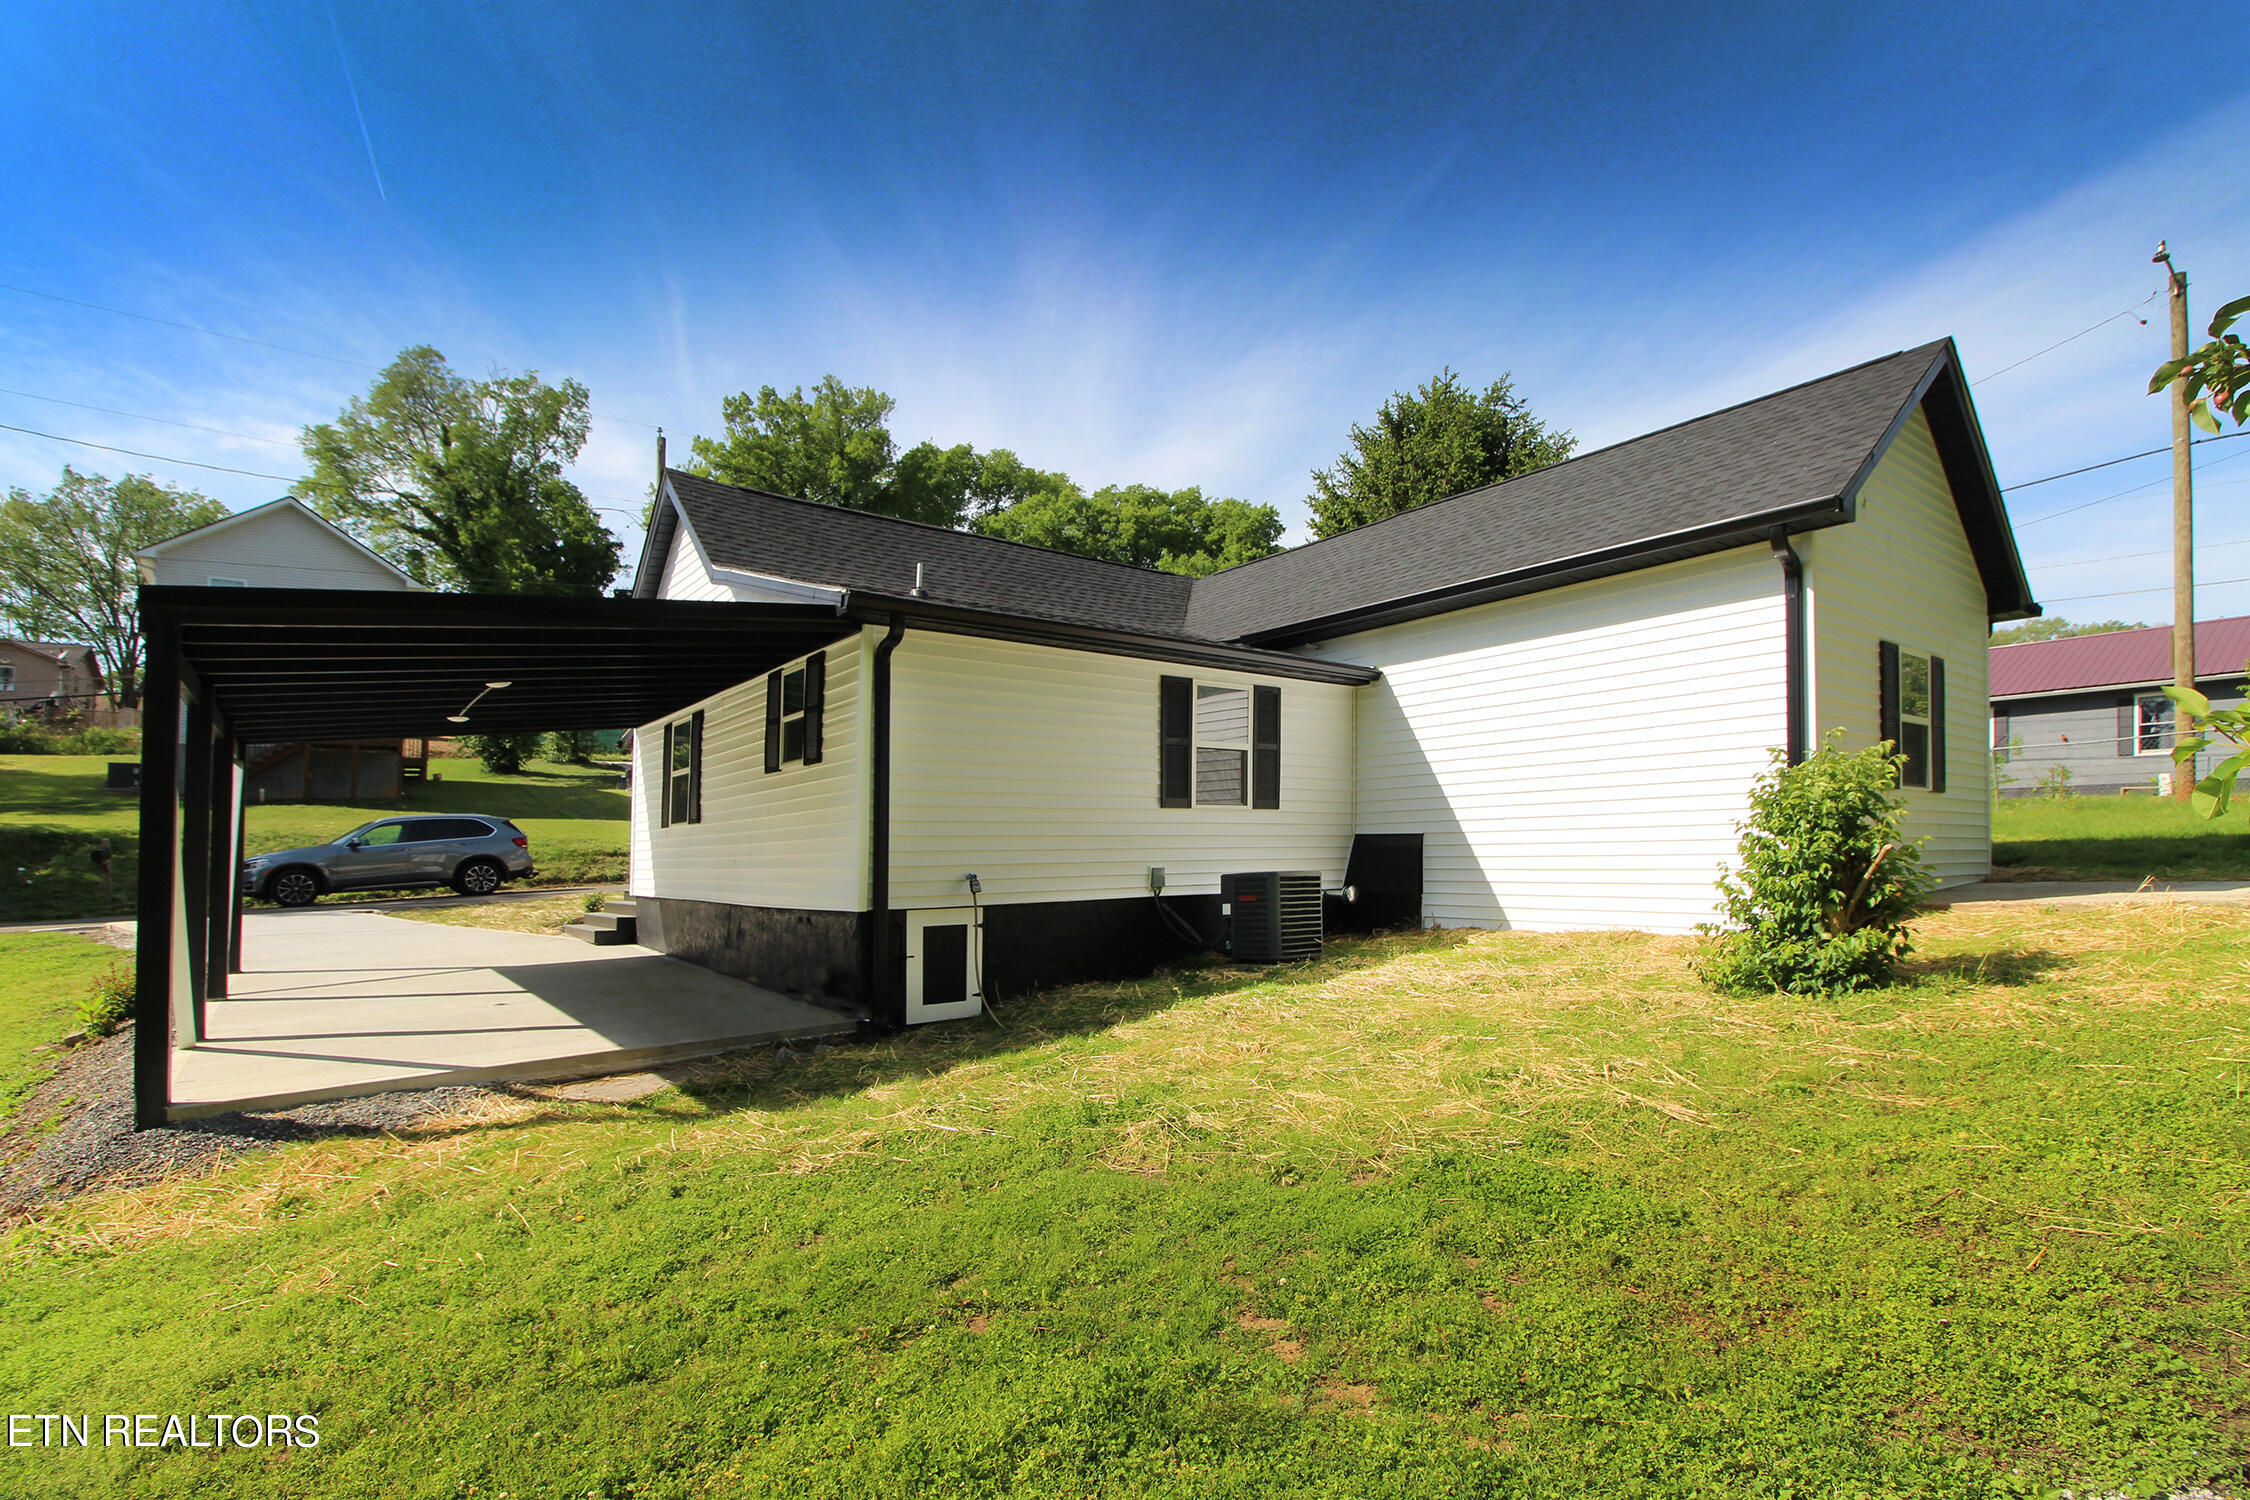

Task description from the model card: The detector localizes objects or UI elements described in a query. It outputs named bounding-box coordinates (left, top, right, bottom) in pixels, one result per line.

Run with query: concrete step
left=602, top=898, right=638, bottom=917
left=563, top=919, right=634, bottom=945
left=575, top=910, right=636, bottom=934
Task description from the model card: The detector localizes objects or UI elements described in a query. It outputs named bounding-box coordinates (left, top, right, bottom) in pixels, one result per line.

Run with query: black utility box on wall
left=1220, top=870, right=1323, bottom=963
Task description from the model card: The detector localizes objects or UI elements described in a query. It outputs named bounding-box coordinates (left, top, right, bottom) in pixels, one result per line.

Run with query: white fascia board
left=663, top=482, right=845, bottom=606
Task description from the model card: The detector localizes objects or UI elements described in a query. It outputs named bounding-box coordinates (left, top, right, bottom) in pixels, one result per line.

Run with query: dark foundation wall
left=634, top=897, right=871, bottom=1020
left=978, top=893, right=1221, bottom=1000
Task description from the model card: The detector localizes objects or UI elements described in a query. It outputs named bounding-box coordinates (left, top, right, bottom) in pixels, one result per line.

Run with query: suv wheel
left=268, top=867, right=321, bottom=907
left=453, top=858, right=504, bottom=897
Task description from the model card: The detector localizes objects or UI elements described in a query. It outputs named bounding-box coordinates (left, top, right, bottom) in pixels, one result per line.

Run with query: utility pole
left=2154, top=241, right=2195, bottom=799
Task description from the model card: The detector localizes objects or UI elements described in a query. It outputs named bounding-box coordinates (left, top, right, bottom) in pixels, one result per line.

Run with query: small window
left=0, top=664, right=13, bottom=692
left=207, top=576, right=248, bottom=587
left=2135, top=693, right=2175, bottom=755
left=1897, top=651, right=1932, bottom=789
left=1195, top=684, right=1249, bottom=806
left=668, top=719, right=695, bottom=824
left=780, top=667, right=808, bottom=763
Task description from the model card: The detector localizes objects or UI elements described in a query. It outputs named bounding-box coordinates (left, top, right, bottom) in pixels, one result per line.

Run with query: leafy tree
left=1989, top=617, right=2147, bottom=645
left=973, top=484, right=1283, bottom=574
left=2150, top=293, right=2250, bottom=432
left=299, top=347, right=621, bottom=595
left=1694, top=735, right=1934, bottom=997
left=462, top=732, right=542, bottom=775
left=1309, top=368, right=1574, bottom=539
left=689, top=376, right=1078, bottom=530
left=0, top=466, right=227, bottom=707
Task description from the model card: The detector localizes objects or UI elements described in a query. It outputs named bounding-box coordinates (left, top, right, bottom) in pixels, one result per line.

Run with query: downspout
left=1770, top=528, right=1807, bottom=765
left=867, top=617, right=908, bottom=1029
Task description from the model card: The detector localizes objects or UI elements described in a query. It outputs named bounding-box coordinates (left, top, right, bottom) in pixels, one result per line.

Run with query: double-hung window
left=0, top=664, right=13, bottom=693
left=763, top=652, right=826, bottom=772
left=1159, top=676, right=1280, bottom=809
left=658, top=711, right=703, bottom=828
left=1878, top=641, right=1947, bottom=792
left=2134, top=692, right=2174, bottom=755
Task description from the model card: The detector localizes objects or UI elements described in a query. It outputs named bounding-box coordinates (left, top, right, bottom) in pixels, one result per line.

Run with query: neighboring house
left=625, top=338, right=2038, bottom=1024
left=1990, top=616, right=2250, bottom=796
left=138, top=497, right=426, bottom=800
left=0, top=639, right=105, bottom=715
left=135, top=496, right=424, bottom=592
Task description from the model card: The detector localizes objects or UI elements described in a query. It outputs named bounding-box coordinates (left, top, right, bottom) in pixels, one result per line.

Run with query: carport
left=134, top=585, right=863, bottom=1128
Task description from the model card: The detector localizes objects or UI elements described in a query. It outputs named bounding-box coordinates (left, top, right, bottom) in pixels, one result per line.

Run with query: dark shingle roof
left=1188, top=342, right=1961, bottom=641
left=646, top=340, right=2035, bottom=648
left=662, top=472, right=1199, bottom=638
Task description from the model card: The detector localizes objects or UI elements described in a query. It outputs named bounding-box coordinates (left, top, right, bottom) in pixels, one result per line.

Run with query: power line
left=2030, top=535, right=2250, bottom=570
left=2041, top=575, right=2250, bottom=604
left=0, top=422, right=299, bottom=482
left=0, top=387, right=296, bottom=447
left=0, top=281, right=662, bottom=430
left=2002, top=431, right=2248, bottom=493
left=1971, top=292, right=2162, bottom=387
left=2015, top=449, right=2250, bottom=528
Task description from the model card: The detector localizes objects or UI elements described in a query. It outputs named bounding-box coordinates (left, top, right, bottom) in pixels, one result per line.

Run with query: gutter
left=840, top=591, right=1378, bottom=686
left=867, top=617, right=907, bottom=1029
left=1770, top=528, right=1807, bottom=765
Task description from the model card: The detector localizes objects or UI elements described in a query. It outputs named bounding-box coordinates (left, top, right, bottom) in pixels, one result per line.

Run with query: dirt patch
left=0, top=1024, right=515, bottom=1219
left=1316, top=1380, right=1375, bottom=1409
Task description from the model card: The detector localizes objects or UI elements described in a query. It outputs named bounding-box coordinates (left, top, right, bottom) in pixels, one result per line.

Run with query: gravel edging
left=0, top=1024, right=512, bottom=1219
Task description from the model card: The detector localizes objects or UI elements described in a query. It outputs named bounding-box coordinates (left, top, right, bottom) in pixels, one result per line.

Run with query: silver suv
left=242, top=815, right=536, bottom=906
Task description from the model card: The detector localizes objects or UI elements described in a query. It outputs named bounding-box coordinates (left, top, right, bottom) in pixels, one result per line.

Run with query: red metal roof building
left=1991, top=615, right=2250, bottom=699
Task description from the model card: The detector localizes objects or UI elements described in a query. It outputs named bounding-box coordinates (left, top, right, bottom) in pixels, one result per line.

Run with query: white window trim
left=778, top=665, right=809, bottom=766
left=2134, top=692, right=2175, bottom=756
left=207, top=576, right=249, bottom=587
left=667, top=718, right=695, bottom=823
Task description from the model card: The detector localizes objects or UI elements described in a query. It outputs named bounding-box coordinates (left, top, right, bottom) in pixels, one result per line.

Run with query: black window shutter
left=1158, top=675, right=1192, bottom=808
left=765, top=670, right=784, bottom=773
left=688, top=710, right=705, bottom=823
left=1877, top=640, right=1901, bottom=783
left=802, top=652, right=826, bottom=765
left=1251, top=685, right=1281, bottom=809
left=1929, top=655, right=1946, bottom=794
left=2117, top=696, right=2135, bottom=757
left=658, top=721, right=673, bottom=828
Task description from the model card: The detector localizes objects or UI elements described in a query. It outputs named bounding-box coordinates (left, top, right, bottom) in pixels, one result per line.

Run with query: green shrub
left=582, top=892, right=606, bottom=912
left=0, top=723, right=139, bottom=755
left=462, top=732, right=543, bottom=775
left=79, top=963, right=135, bottom=1038
left=1694, top=736, right=1934, bottom=996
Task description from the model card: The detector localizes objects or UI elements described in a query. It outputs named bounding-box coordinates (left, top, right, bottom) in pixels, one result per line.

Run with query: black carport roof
left=143, top=586, right=862, bottom=742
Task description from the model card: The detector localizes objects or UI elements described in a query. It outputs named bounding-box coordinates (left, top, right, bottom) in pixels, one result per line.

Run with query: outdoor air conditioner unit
left=1220, top=870, right=1323, bottom=963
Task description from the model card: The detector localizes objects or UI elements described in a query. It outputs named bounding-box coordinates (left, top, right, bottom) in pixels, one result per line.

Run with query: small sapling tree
left=1696, top=735, right=1935, bottom=996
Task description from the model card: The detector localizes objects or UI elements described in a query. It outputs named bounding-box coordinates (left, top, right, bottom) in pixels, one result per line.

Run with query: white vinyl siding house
left=885, top=631, right=1355, bottom=910
left=619, top=339, right=2037, bottom=1024
left=1306, top=546, right=1789, bottom=934
left=1798, top=407, right=1993, bottom=886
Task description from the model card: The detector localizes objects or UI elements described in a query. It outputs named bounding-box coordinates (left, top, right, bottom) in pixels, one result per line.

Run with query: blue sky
left=4, top=2, right=2248, bottom=623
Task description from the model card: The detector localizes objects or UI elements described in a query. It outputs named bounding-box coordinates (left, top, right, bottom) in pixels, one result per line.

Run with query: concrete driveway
left=168, top=909, right=854, bottom=1120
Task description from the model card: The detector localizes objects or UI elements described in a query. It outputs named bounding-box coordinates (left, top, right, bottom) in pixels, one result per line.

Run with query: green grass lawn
left=0, top=932, right=118, bottom=1121
left=0, top=754, right=628, bottom=924
left=1, top=902, right=2245, bottom=1497
left=1993, top=791, right=2250, bottom=880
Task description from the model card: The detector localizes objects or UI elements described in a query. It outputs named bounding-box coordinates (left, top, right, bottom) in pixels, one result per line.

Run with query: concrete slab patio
left=168, top=909, right=855, bottom=1121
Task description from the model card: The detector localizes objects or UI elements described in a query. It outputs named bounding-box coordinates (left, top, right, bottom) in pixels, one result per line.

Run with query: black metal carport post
left=132, top=607, right=180, bottom=1130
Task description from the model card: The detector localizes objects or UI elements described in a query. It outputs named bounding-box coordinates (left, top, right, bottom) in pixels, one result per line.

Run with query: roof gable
left=138, top=497, right=425, bottom=588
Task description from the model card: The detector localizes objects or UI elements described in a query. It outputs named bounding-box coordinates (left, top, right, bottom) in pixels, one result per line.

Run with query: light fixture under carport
left=446, top=680, right=513, bottom=724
